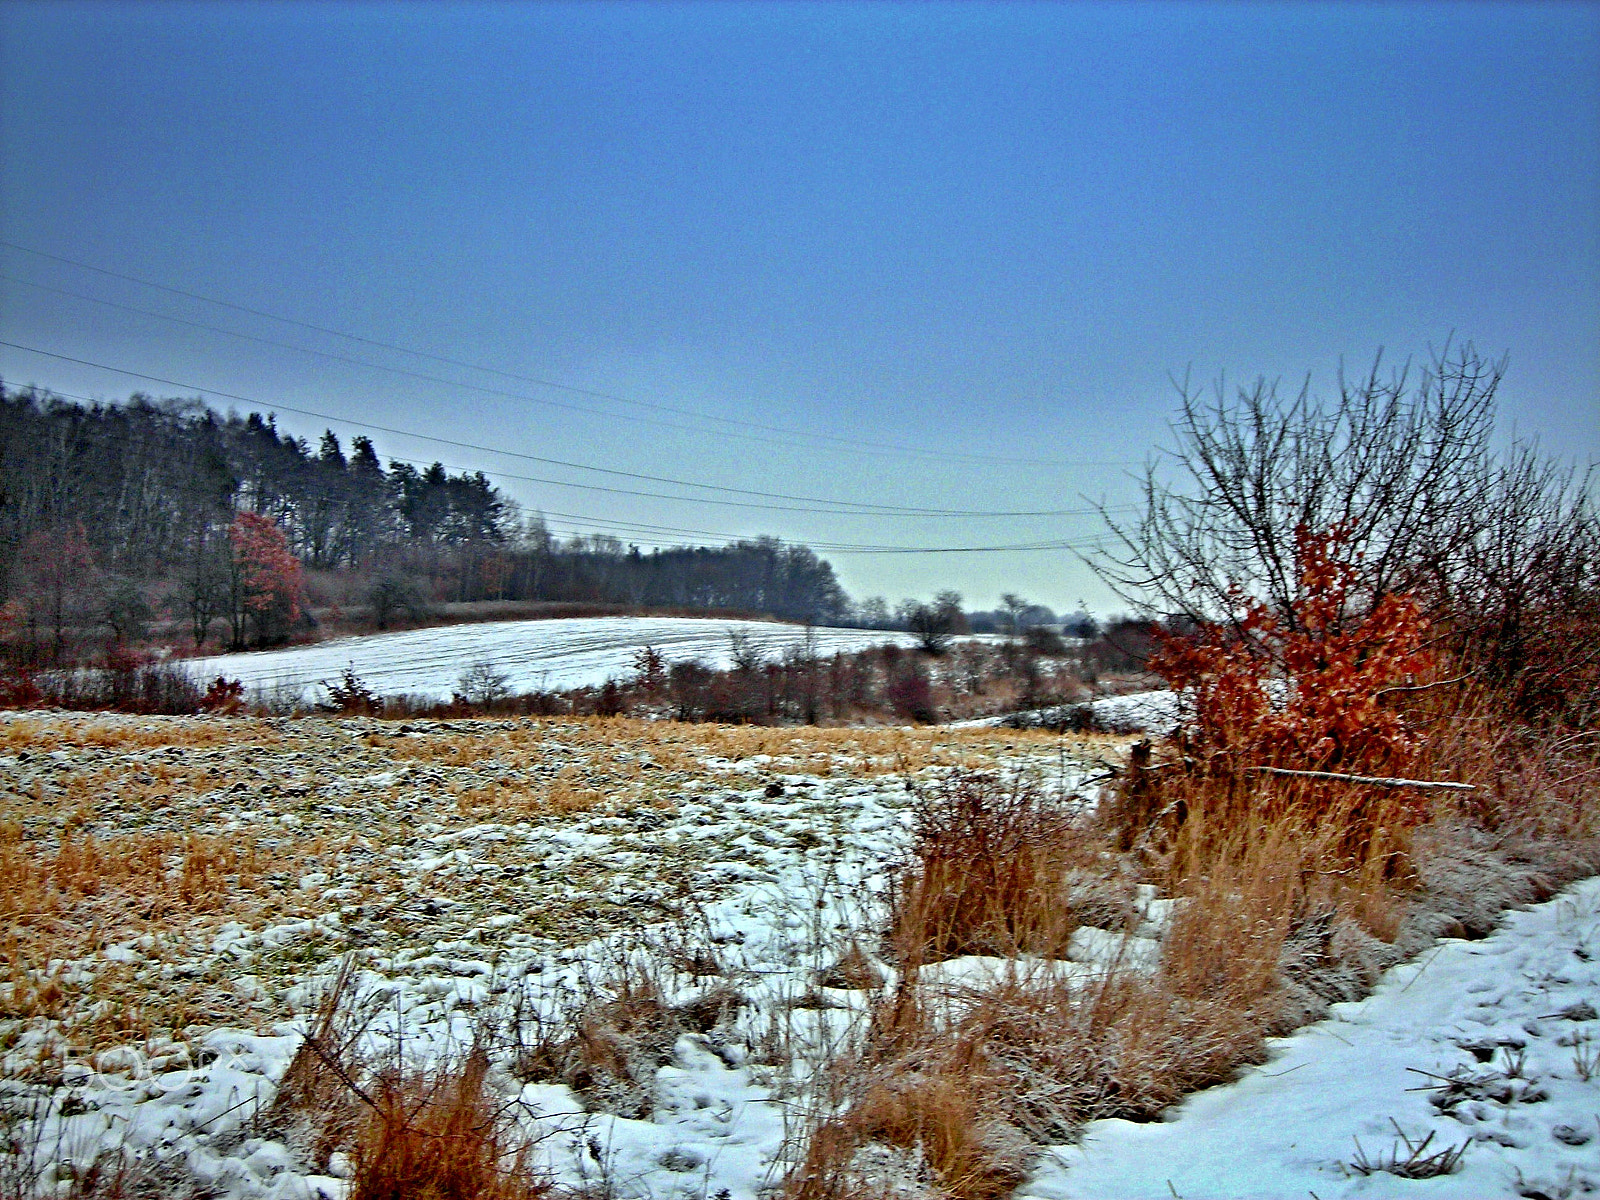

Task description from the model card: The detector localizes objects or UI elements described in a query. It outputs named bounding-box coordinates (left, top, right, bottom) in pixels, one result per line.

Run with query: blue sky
left=2, top=1, right=1596, bottom=613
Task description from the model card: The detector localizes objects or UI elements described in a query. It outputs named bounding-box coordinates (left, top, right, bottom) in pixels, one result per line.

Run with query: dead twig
left=1245, top=766, right=1476, bottom=793
left=1372, top=674, right=1470, bottom=700
left=1348, top=1119, right=1468, bottom=1179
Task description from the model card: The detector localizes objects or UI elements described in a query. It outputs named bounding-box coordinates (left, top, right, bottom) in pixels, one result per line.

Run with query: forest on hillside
left=0, top=385, right=854, bottom=657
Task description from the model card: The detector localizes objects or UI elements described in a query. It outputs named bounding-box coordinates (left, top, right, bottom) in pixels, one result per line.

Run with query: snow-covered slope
left=184, top=616, right=917, bottom=704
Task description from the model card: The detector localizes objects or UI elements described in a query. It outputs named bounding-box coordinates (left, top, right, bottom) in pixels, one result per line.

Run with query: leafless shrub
left=1095, top=341, right=1598, bottom=732
left=456, top=659, right=512, bottom=709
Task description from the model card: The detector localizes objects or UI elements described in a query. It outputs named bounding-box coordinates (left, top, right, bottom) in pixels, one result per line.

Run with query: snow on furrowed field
left=0, top=711, right=1099, bottom=1198
left=184, top=617, right=918, bottom=706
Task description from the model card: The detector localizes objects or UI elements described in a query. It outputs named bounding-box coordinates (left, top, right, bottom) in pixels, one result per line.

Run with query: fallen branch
left=1246, top=766, right=1477, bottom=793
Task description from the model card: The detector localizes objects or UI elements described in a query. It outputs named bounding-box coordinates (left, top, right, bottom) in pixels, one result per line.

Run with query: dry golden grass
left=784, top=678, right=1600, bottom=1200
left=0, top=715, right=284, bottom=752
left=0, top=816, right=320, bottom=1053
left=511, top=952, right=742, bottom=1122
left=261, top=955, right=369, bottom=1172
left=372, top=715, right=1098, bottom=820
left=651, top=719, right=1099, bottom=776
left=888, top=772, right=1098, bottom=966
left=348, top=1050, right=551, bottom=1200
left=376, top=715, right=1086, bottom=774
left=786, top=961, right=1269, bottom=1200
left=0, top=763, right=222, bottom=831
left=261, top=958, right=552, bottom=1200
left=850, top=1069, right=1023, bottom=1200
left=452, top=766, right=607, bottom=820
left=0, top=710, right=1088, bottom=1081
left=788, top=764, right=1428, bottom=1200
left=1418, top=681, right=1600, bottom=845
left=1, top=824, right=267, bottom=925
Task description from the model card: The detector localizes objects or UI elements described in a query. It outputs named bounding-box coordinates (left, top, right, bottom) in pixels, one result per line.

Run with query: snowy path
left=184, top=616, right=916, bottom=704
left=1026, top=876, right=1600, bottom=1200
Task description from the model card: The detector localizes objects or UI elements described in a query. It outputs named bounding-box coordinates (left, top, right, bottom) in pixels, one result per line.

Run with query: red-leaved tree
left=227, top=513, right=304, bottom=648
left=10, top=522, right=98, bottom=662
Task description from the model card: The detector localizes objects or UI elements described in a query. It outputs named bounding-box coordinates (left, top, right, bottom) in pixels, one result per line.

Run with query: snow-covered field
left=184, top=617, right=918, bottom=706
left=0, top=711, right=1093, bottom=1197
left=3, top=709, right=1593, bottom=1199
left=28, top=875, right=1590, bottom=1200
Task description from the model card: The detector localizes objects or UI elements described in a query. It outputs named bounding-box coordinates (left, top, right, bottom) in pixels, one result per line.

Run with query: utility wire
left=0, top=409, right=1095, bottom=552
left=6, top=324, right=1126, bottom=518
left=0, top=241, right=1130, bottom=469
left=0, top=341, right=1109, bottom=519
left=516, top=508, right=1110, bottom=554
left=34, top=380, right=1126, bottom=521
left=0, top=382, right=1112, bottom=554
left=1, top=272, right=1008, bottom=461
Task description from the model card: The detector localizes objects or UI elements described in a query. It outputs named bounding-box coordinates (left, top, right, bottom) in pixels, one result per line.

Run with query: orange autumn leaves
left=1151, top=525, right=1436, bottom=777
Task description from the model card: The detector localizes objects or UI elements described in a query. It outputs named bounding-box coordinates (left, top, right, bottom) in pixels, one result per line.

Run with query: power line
left=0, top=272, right=990, bottom=461
left=0, top=240, right=1133, bottom=470
left=509, top=508, right=1110, bottom=555
left=3, top=310, right=1126, bottom=518
left=0, top=381, right=1114, bottom=555
left=27, top=379, right=1107, bottom=520
left=0, top=341, right=1111, bottom=519
left=270, top=447, right=1116, bottom=551
left=391, top=452, right=1124, bottom=523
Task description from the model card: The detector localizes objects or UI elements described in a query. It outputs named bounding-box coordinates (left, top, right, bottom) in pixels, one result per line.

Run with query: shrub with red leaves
left=201, top=675, right=246, bottom=714
left=1151, top=525, right=1435, bottom=777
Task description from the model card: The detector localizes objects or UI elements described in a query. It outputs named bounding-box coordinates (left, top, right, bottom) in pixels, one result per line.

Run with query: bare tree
left=1095, top=343, right=1505, bottom=630
left=1001, top=592, right=1028, bottom=637
left=907, top=590, right=966, bottom=656
left=1094, top=341, right=1598, bottom=725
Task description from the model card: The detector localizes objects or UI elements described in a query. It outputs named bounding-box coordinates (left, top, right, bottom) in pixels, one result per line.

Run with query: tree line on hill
left=0, top=385, right=866, bottom=657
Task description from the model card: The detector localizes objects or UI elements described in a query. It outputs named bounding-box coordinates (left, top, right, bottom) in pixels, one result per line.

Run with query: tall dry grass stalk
left=348, top=1048, right=549, bottom=1200
left=788, top=736, right=1563, bottom=1200
left=262, top=956, right=552, bottom=1200
left=888, top=773, right=1098, bottom=967
left=780, top=519, right=1598, bottom=1200
left=789, top=770, right=1276, bottom=1200
left=260, top=955, right=370, bottom=1170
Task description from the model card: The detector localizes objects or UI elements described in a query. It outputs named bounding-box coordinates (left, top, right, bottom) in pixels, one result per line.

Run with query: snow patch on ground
left=5, top=727, right=1097, bottom=1199
left=25, top=873, right=1595, bottom=1199
left=1088, top=690, right=1182, bottom=736
left=7, top=709, right=1593, bottom=1200
left=1025, top=876, right=1600, bottom=1200
left=976, top=690, right=1183, bottom=736
left=186, top=617, right=917, bottom=705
